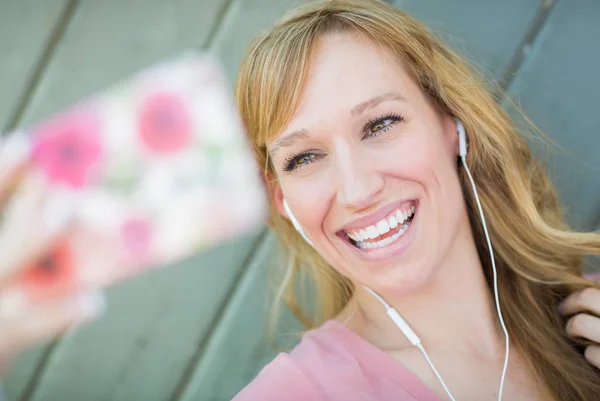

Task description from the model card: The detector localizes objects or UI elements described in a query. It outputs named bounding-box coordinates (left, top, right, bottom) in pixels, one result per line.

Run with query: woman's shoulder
left=231, top=320, right=349, bottom=401
left=232, top=320, right=442, bottom=401
left=231, top=352, right=325, bottom=401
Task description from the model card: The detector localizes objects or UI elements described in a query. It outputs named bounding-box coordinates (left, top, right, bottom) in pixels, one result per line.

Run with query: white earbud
left=281, top=119, right=509, bottom=401
left=456, top=119, right=468, bottom=158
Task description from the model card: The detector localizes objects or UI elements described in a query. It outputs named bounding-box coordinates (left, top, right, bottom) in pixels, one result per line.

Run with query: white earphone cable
left=365, top=286, right=458, bottom=401
left=417, top=343, right=458, bottom=401
left=460, top=155, right=510, bottom=401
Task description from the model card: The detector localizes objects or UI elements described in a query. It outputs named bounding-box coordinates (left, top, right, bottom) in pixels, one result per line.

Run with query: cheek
left=380, top=130, right=465, bottom=246
left=280, top=177, right=332, bottom=235
left=378, top=130, right=456, bottom=189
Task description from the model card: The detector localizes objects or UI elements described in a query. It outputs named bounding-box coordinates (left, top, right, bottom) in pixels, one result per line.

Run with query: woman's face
left=269, top=33, right=469, bottom=296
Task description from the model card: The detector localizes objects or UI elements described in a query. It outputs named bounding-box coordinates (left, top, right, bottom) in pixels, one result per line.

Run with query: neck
left=343, top=222, right=505, bottom=359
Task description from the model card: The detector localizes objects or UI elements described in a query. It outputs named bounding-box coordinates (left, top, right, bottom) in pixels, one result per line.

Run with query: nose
left=334, top=146, right=384, bottom=210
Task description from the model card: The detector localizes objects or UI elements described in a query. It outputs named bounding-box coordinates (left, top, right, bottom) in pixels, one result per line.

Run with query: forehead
left=284, top=33, right=417, bottom=127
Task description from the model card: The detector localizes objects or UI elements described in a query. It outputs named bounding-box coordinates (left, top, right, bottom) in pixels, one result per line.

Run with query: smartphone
left=0, top=52, right=267, bottom=310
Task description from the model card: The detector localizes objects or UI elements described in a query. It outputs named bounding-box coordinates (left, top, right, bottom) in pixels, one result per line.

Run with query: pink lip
left=339, top=199, right=417, bottom=232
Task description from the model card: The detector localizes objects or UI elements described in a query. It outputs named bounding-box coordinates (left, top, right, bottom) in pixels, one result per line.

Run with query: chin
left=370, top=260, right=438, bottom=297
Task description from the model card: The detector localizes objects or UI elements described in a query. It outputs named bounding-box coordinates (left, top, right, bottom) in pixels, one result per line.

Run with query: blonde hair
left=235, top=0, right=600, bottom=399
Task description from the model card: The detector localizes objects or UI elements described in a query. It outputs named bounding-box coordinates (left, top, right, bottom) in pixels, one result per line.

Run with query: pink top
left=232, top=320, right=443, bottom=401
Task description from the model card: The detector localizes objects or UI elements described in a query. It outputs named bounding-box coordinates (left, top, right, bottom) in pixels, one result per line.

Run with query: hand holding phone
left=0, top=135, right=105, bottom=367
left=0, top=52, right=267, bottom=317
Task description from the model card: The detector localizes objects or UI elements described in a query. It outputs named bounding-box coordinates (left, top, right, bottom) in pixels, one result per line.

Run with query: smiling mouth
left=341, top=203, right=416, bottom=251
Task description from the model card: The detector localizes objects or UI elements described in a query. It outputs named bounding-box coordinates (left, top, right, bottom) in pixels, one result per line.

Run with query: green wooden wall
left=0, top=0, right=598, bottom=400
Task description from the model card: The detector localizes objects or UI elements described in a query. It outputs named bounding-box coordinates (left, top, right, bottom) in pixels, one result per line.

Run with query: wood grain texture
left=19, top=0, right=229, bottom=127
left=26, top=234, right=259, bottom=401
left=209, top=0, right=303, bottom=82
left=0, top=0, right=68, bottom=131
left=506, top=0, right=600, bottom=231
left=178, top=233, right=303, bottom=401
left=393, top=0, right=541, bottom=78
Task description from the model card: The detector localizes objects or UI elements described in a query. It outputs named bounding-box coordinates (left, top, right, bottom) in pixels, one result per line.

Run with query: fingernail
left=557, top=301, right=565, bottom=315
left=584, top=272, right=600, bottom=281
left=74, top=290, right=107, bottom=322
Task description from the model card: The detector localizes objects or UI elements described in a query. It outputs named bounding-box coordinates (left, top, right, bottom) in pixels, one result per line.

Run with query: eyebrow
left=351, top=92, right=407, bottom=116
left=269, top=92, right=406, bottom=157
left=269, top=129, right=310, bottom=157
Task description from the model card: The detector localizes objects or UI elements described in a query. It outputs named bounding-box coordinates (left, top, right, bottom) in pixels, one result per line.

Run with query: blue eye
left=364, top=113, right=404, bottom=138
left=283, top=152, right=319, bottom=172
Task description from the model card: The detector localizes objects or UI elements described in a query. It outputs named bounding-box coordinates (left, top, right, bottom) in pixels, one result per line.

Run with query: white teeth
left=395, top=210, right=404, bottom=224
left=346, top=205, right=417, bottom=246
left=376, top=220, right=390, bottom=235
left=358, top=225, right=403, bottom=249
left=355, top=219, right=413, bottom=250
left=366, top=225, right=378, bottom=239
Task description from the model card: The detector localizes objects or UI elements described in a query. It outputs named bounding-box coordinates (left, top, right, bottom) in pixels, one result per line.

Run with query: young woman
left=1, top=1, right=599, bottom=400
left=232, top=0, right=600, bottom=400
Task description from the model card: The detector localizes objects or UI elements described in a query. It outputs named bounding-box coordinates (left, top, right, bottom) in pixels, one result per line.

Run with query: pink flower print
left=31, top=108, right=103, bottom=189
left=120, top=217, right=153, bottom=266
left=138, top=92, right=192, bottom=154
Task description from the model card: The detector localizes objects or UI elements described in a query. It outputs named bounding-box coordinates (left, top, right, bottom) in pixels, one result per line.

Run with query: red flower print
left=18, top=239, right=78, bottom=301
left=121, top=217, right=153, bottom=266
left=31, top=107, right=103, bottom=189
left=138, top=92, right=192, bottom=154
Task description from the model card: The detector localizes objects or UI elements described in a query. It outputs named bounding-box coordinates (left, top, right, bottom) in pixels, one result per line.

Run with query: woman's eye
left=370, top=121, right=387, bottom=133
left=284, top=152, right=319, bottom=172
left=364, top=114, right=403, bottom=138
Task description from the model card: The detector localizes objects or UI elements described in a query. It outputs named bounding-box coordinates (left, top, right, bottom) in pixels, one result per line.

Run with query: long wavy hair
left=234, top=0, right=600, bottom=399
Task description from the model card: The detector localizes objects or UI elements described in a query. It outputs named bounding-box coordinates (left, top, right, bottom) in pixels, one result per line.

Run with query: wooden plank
left=3, top=343, right=51, bottom=401
left=27, top=234, right=259, bottom=401
left=506, top=0, right=600, bottom=231
left=178, top=233, right=303, bottom=401
left=393, top=0, right=541, bottom=78
left=3, top=0, right=229, bottom=399
left=209, top=0, right=303, bottom=82
left=168, top=2, right=308, bottom=399
left=1, top=3, right=72, bottom=397
left=0, top=0, right=68, bottom=130
left=20, top=0, right=228, bottom=127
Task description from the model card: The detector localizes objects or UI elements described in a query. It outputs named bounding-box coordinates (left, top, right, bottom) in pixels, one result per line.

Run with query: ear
left=270, top=180, right=289, bottom=219
left=441, top=114, right=460, bottom=156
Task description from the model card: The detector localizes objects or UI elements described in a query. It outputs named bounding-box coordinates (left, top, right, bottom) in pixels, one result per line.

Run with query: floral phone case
left=0, top=52, right=266, bottom=310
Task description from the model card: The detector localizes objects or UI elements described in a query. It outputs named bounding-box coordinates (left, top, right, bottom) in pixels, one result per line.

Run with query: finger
left=0, top=290, right=106, bottom=356
left=565, top=313, right=600, bottom=343
left=560, top=287, right=600, bottom=317
left=0, top=132, right=31, bottom=202
left=0, top=178, right=76, bottom=282
left=584, top=345, right=600, bottom=369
